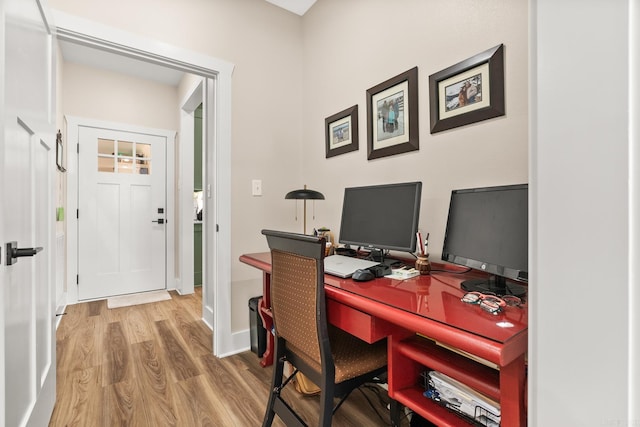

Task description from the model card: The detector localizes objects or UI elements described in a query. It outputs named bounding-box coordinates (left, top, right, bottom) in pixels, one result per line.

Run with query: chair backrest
left=262, top=230, right=329, bottom=372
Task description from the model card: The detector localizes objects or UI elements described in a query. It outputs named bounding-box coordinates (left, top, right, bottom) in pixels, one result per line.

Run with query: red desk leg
left=499, top=354, right=526, bottom=426
left=257, top=272, right=274, bottom=367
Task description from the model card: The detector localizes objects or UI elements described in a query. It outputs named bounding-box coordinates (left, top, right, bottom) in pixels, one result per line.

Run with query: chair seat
left=290, top=325, right=387, bottom=384
left=330, top=326, right=387, bottom=383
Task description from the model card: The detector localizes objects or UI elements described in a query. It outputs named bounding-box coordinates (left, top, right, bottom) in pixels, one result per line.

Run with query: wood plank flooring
left=50, top=289, right=408, bottom=426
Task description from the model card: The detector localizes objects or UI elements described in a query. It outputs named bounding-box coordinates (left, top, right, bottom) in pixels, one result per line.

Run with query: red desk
left=240, top=252, right=527, bottom=426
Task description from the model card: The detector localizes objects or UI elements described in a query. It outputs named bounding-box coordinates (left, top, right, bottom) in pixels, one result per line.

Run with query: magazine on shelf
left=427, top=371, right=501, bottom=426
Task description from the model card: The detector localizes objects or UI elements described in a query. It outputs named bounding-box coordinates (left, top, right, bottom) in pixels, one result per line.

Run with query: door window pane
left=117, top=141, right=134, bottom=157
left=97, top=138, right=115, bottom=172
left=135, top=143, right=151, bottom=175
left=98, top=138, right=115, bottom=155
left=116, top=141, right=134, bottom=173
left=97, top=138, right=151, bottom=174
left=98, top=157, right=115, bottom=173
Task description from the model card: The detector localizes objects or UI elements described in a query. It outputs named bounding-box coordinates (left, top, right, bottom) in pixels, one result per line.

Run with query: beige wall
left=62, top=62, right=179, bottom=130
left=299, top=0, right=528, bottom=263
left=233, top=0, right=528, bottom=330
left=51, top=0, right=528, bottom=333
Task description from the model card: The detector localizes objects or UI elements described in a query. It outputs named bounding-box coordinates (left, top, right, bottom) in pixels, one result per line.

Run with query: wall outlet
left=252, top=179, right=262, bottom=196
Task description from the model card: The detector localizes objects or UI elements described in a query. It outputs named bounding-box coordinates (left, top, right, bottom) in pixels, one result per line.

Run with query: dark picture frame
left=56, top=130, right=66, bottom=172
left=325, top=105, right=358, bottom=158
left=366, top=67, right=419, bottom=160
left=429, top=44, right=505, bottom=134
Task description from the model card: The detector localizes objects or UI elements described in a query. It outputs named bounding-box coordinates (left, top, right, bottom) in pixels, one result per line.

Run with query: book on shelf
left=435, top=340, right=499, bottom=370
left=414, top=333, right=499, bottom=370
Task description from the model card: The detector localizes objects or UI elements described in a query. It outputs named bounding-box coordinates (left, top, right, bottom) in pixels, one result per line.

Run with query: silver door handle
left=5, top=241, right=43, bottom=265
left=152, top=219, right=165, bottom=224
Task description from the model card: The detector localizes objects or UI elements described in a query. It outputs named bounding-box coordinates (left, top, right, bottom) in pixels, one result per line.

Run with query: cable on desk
left=429, top=273, right=468, bottom=288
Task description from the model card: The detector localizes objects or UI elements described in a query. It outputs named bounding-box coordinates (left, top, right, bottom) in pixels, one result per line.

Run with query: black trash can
left=248, top=296, right=266, bottom=358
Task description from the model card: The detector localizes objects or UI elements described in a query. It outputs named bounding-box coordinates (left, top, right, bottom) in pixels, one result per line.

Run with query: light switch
left=252, top=179, right=262, bottom=196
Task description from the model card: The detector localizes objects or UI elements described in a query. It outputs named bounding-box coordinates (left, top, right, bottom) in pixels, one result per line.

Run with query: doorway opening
left=178, top=79, right=213, bottom=328
left=56, top=12, right=235, bottom=357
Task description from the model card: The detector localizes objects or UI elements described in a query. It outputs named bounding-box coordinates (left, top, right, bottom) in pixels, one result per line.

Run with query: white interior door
left=78, top=126, right=167, bottom=300
left=1, top=0, right=56, bottom=425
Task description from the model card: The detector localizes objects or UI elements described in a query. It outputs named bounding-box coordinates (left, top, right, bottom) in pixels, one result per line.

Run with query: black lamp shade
left=285, top=185, right=324, bottom=234
left=285, top=188, right=325, bottom=200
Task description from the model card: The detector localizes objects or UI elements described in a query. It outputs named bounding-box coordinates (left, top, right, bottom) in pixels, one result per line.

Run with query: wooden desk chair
left=261, top=229, right=388, bottom=427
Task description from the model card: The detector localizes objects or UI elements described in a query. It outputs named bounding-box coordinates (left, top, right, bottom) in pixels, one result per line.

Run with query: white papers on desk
left=428, top=371, right=501, bottom=427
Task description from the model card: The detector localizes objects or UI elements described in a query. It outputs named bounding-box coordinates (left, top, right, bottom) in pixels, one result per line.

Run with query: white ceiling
left=58, top=0, right=315, bottom=86
left=265, top=0, right=316, bottom=16
left=58, top=39, right=186, bottom=87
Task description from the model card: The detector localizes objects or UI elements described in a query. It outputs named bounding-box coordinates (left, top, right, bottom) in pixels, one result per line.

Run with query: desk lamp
left=285, top=184, right=324, bottom=234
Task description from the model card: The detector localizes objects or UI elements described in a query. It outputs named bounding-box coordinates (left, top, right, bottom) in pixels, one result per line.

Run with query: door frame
left=178, top=78, right=215, bottom=328
left=54, top=11, right=237, bottom=357
left=70, top=118, right=175, bottom=300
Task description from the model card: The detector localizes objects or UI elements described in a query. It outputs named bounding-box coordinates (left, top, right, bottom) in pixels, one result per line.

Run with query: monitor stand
left=461, top=275, right=527, bottom=298
left=370, top=249, right=405, bottom=268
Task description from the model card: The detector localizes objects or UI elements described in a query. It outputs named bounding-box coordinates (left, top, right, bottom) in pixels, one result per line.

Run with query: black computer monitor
left=441, top=184, right=528, bottom=297
left=338, top=182, right=422, bottom=263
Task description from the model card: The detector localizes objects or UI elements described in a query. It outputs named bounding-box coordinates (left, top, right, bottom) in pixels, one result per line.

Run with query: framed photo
left=366, top=67, right=419, bottom=160
left=56, top=130, right=66, bottom=172
left=429, top=44, right=505, bottom=134
left=325, top=105, right=358, bottom=158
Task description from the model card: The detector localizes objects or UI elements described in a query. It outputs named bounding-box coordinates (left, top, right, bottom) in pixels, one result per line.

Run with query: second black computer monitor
left=441, top=183, right=528, bottom=297
left=338, top=181, right=422, bottom=262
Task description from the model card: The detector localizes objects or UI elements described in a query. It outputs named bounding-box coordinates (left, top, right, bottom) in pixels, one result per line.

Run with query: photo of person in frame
left=376, top=91, right=405, bottom=142
left=444, top=73, right=482, bottom=112
left=332, top=122, right=350, bottom=145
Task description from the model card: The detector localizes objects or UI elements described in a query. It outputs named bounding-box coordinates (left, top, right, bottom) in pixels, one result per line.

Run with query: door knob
left=152, top=219, right=165, bottom=224
left=5, top=241, right=43, bottom=266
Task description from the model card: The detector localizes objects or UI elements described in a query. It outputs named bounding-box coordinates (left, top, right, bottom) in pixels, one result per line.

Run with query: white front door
left=1, top=0, right=57, bottom=425
left=77, top=126, right=167, bottom=300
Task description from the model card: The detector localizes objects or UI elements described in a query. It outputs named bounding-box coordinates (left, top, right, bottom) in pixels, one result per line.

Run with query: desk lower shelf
left=394, top=388, right=469, bottom=427
left=393, top=335, right=500, bottom=400
left=390, top=334, right=524, bottom=426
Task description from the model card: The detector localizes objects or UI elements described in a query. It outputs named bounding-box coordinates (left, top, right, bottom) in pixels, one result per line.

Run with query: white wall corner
left=214, top=329, right=251, bottom=359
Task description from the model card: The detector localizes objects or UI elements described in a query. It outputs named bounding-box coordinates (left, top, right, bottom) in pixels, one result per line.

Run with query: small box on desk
left=386, top=268, right=420, bottom=280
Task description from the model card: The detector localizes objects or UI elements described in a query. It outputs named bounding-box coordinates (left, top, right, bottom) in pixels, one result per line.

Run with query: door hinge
left=76, top=274, right=79, bottom=285
left=77, top=209, right=79, bottom=219
left=216, top=224, right=219, bottom=232
left=77, top=143, right=79, bottom=153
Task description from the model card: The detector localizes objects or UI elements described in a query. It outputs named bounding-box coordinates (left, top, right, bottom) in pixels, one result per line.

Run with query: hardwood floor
left=50, top=289, right=407, bottom=426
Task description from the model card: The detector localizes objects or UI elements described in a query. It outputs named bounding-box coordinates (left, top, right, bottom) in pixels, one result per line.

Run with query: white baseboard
left=55, top=300, right=67, bottom=330
left=203, top=304, right=214, bottom=330
left=216, top=328, right=250, bottom=358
